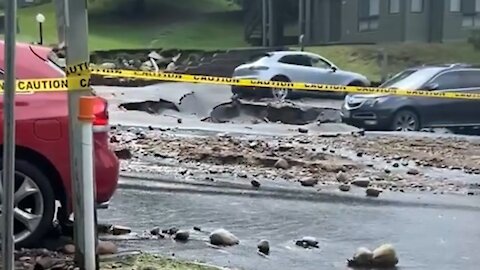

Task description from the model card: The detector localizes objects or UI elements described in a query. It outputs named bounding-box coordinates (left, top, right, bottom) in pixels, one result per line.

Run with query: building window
left=450, top=0, right=461, bottom=12
left=462, top=14, right=480, bottom=28
left=358, top=0, right=380, bottom=32
left=411, top=0, right=424, bottom=13
left=390, top=0, right=400, bottom=13
left=462, top=0, right=480, bottom=28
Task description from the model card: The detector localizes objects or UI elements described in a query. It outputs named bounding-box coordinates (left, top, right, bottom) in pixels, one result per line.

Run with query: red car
left=0, top=41, right=119, bottom=247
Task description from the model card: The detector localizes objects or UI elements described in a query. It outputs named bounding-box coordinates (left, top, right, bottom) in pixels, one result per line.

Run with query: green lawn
left=306, top=42, right=480, bottom=81
left=14, top=0, right=245, bottom=50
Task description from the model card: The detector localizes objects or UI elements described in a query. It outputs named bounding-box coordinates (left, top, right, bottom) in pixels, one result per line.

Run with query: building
left=246, top=0, right=480, bottom=45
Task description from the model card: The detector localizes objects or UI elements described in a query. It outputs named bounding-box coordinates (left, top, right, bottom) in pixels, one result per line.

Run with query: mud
left=111, top=126, right=480, bottom=196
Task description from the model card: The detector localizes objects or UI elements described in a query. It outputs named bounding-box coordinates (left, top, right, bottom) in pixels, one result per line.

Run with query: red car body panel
left=0, top=41, right=119, bottom=211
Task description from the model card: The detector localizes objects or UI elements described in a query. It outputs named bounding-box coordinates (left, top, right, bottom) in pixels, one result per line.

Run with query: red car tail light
left=92, top=97, right=109, bottom=127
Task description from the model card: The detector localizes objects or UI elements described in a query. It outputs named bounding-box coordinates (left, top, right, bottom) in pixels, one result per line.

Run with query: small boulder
left=336, top=171, right=348, bottom=183
left=114, top=149, right=132, bottom=160
left=177, top=118, right=183, bottom=124
left=384, top=168, right=391, bottom=174
left=111, top=225, right=132, bottom=235
left=300, top=178, right=318, bottom=187
left=97, top=240, right=118, bottom=255
left=339, top=184, right=351, bottom=192
left=366, top=188, right=382, bottom=197
left=257, top=240, right=270, bottom=255
left=407, top=168, right=420, bottom=175
left=193, top=226, right=202, bottom=232
left=356, top=152, right=363, bottom=157
left=295, top=236, right=319, bottom=248
left=174, top=230, right=190, bottom=242
left=209, top=229, right=239, bottom=246
left=150, top=227, right=161, bottom=235
left=298, top=127, right=309, bottom=134
left=347, top=247, right=373, bottom=267
left=251, top=180, right=261, bottom=188
left=62, top=244, right=75, bottom=255
left=274, top=158, right=290, bottom=169
left=163, top=227, right=179, bottom=235
left=372, top=244, right=399, bottom=268
left=393, top=163, right=399, bottom=168
left=351, top=178, right=370, bottom=188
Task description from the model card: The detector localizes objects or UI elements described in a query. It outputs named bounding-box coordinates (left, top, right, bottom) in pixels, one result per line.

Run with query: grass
left=306, top=42, right=480, bottom=81
left=100, top=253, right=220, bottom=270
left=13, top=0, right=245, bottom=50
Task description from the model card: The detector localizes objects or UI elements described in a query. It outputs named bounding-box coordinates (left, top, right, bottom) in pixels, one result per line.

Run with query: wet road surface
left=100, top=176, right=480, bottom=270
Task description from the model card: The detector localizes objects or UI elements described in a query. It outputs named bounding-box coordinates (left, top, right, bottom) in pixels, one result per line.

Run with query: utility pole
left=64, top=0, right=98, bottom=269
left=2, top=1, right=17, bottom=270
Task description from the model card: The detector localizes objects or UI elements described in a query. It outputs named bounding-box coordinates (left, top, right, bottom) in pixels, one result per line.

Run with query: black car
left=341, top=64, right=480, bottom=131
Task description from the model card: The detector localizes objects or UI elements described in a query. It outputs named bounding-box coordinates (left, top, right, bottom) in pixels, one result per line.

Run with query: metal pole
left=64, top=0, right=97, bottom=269
left=267, top=0, right=274, bottom=46
left=262, top=0, right=268, bottom=47
left=39, top=22, right=43, bottom=45
left=299, top=0, right=305, bottom=38
left=305, top=0, right=312, bottom=44
left=78, top=97, right=97, bottom=270
left=2, top=1, right=17, bottom=270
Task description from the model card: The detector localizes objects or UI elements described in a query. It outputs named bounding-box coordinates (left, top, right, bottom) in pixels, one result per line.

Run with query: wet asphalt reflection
left=100, top=177, right=480, bottom=270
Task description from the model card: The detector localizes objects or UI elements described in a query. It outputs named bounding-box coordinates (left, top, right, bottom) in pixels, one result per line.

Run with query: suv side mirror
left=424, top=83, right=439, bottom=91
left=331, top=66, right=338, bottom=72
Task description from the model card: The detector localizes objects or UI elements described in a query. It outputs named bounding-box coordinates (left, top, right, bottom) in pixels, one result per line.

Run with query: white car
left=231, top=51, right=370, bottom=100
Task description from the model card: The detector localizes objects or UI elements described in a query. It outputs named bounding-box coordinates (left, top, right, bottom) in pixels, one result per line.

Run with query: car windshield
left=380, top=67, right=444, bottom=90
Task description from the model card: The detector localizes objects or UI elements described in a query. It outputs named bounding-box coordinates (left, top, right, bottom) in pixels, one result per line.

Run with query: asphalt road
left=100, top=175, right=480, bottom=270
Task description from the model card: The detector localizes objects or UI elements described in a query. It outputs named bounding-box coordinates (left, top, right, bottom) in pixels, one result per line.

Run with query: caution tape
left=89, top=68, right=480, bottom=100
left=1, top=62, right=480, bottom=100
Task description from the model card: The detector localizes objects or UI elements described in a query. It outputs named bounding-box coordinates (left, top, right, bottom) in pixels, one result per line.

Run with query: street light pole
left=2, top=1, right=17, bottom=270
left=36, top=13, right=45, bottom=45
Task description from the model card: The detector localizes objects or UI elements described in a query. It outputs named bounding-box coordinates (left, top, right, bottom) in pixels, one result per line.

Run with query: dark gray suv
left=341, top=64, right=480, bottom=131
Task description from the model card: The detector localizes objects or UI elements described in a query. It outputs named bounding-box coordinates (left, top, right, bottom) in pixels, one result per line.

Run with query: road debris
left=209, top=229, right=239, bottom=246
left=257, top=240, right=270, bottom=255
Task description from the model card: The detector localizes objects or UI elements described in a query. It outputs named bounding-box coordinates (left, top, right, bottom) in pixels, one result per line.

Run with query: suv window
left=309, top=56, right=331, bottom=69
left=429, top=71, right=461, bottom=90
left=279, top=55, right=312, bottom=67
left=458, top=70, right=480, bottom=88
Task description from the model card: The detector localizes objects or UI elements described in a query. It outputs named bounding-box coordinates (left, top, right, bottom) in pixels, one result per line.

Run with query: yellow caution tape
left=1, top=61, right=480, bottom=100
left=89, top=68, right=480, bottom=100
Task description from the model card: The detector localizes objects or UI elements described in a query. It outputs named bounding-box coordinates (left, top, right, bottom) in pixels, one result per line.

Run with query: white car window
left=310, top=56, right=331, bottom=69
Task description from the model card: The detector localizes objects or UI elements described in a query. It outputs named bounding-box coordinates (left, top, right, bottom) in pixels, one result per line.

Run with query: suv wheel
left=0, top=159, right=56, bottom=247
left=391, top=109, right=420, bottom=132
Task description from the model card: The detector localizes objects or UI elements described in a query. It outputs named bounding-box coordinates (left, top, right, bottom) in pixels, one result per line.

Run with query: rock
left=295, top=236, right=319, bottom=248
left=110, top=135, right=119, bottom=143
left=407, top=168, right=420, bottom=175
left=348, top=247, right=373, bottom=267
left=393, top=163, right=399, bottom=168
left=366, top=163, right=374, bottom=167
left=237, top=172, right=248, bottom=178
left=150, top=227, right=161, bottom=235
left=177, top=118, right=183, bottom=124
left=257, top=240, right=270, bottom=255
left=372, top=244, right=399, bottom=268
left=402, top=161, right=409, bottom=166
left=62, top=244, right=75, bottom=254
left=298, top=127, right=309, bottom=134
left=339, top=184, right=351, bottom=192
left=114, top=148, right=132, bottom=160
left=356, top=152, right=363, bottom=157
left=98, top=223, right=112, bottom=234
left=209, top=229, right=239, bottom=246
left=163, top=227, right=179, bottom=235
left=384, top=168, right=391, bottom=174
left=300, top=178, right=318, bottom=187
left=274, top=158, right=290, bottom=169
left=279, top=144, right=294, bottom=151
left=34, top=257, right=65, bottom=270
left=351, top=178, right=370, bottom=188
left=111, top=225, right=131, bottom=235
left=100, top=62, right=116, bottom=69
left=174, top=230, right=190, bottom=242
left=193, top=226, right=202, bottom=232
left=97, top=240, right=118, bottom=255
left=251, top=180, right=261, bottom=188
left=366, top=188, right=382, bottom=197
left=336, top=171, right=348, bottom=183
